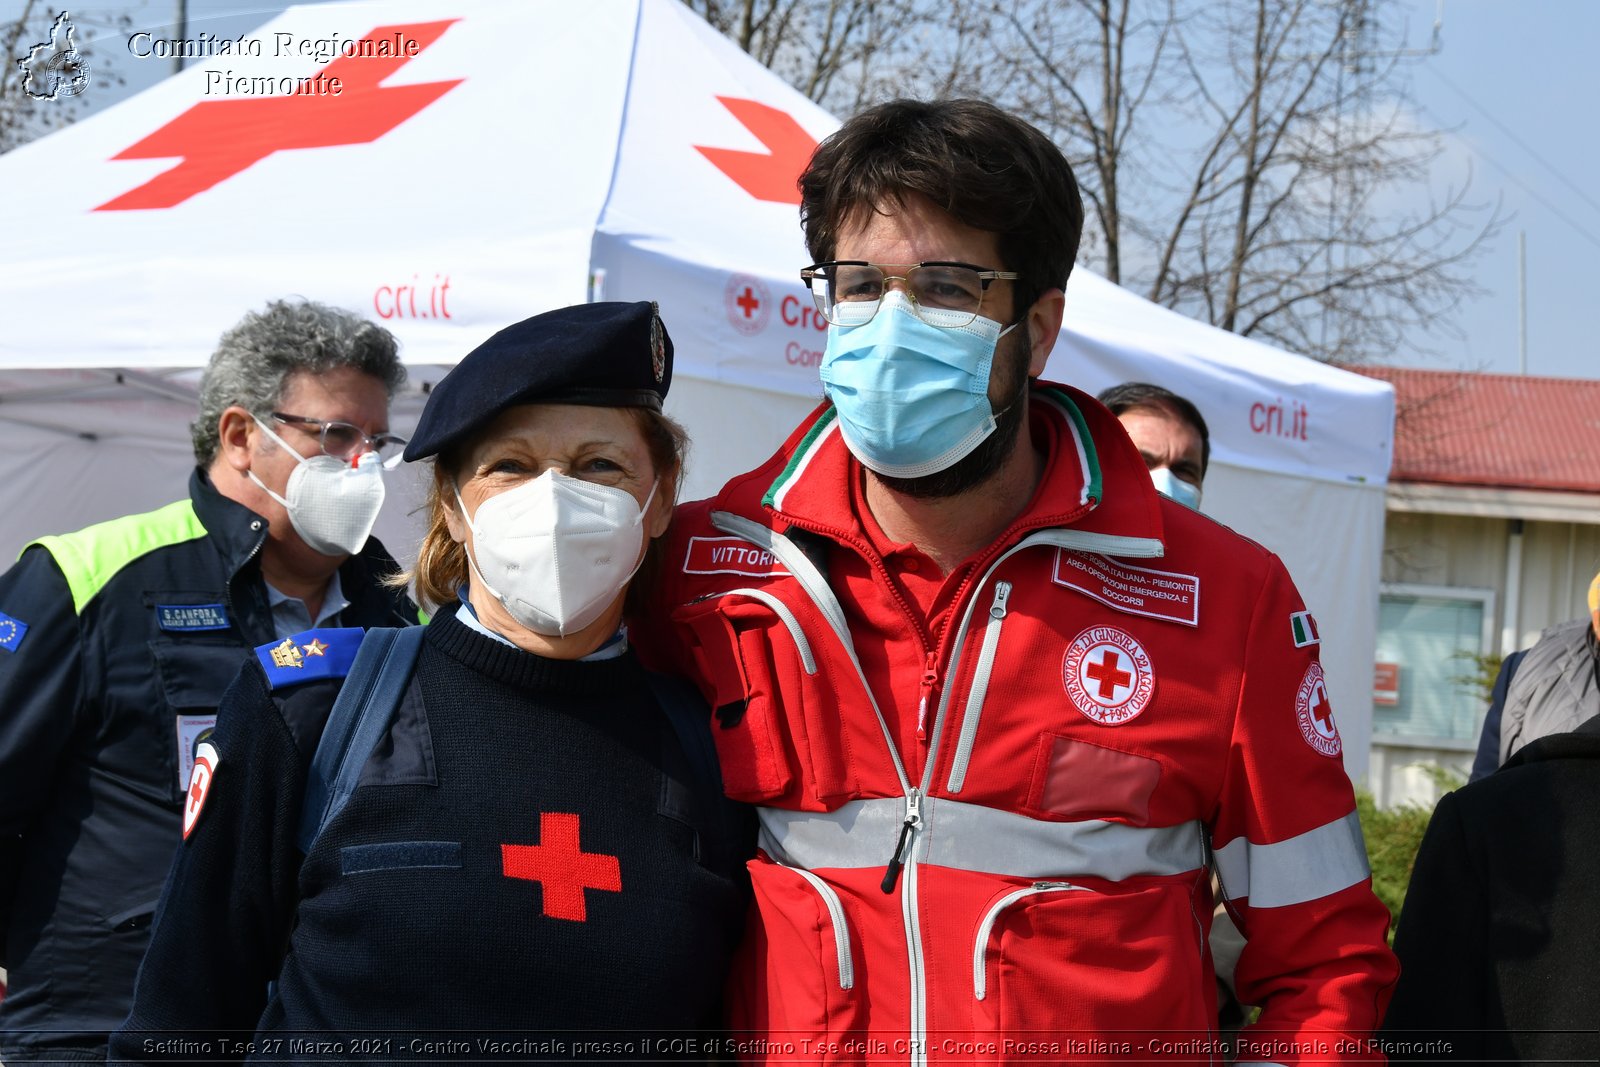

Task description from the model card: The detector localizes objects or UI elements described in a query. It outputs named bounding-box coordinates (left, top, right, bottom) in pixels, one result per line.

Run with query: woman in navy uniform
left=111, top=303, right=750, bottom=1063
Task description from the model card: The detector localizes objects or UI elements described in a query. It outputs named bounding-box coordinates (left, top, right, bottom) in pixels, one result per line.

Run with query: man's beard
left=876, top=328, right=1031, bottom=500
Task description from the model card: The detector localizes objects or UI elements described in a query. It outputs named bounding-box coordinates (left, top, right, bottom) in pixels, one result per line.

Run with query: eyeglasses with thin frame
left=270, top=412, right=408, bottom=469
left=800, top=260, right=1020, bottom=328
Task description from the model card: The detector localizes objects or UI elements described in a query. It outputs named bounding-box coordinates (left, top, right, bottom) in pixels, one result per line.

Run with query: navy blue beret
left=404, top=301, right=673, bottom=461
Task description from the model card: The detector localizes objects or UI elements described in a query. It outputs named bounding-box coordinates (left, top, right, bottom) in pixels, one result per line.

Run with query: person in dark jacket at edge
left=107, top=302, right=750, bottom=1063
left=1380, top=719, right=1600, bottom=1060
left=0, top=299, right=421, bottom=1062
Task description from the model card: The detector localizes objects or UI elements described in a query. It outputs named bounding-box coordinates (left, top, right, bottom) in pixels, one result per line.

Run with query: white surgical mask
left=248, top=416, right=387, bottom=557
left=1149, top=466, right=1202, bottom=511
left=456, top=469, right=658, bottom=638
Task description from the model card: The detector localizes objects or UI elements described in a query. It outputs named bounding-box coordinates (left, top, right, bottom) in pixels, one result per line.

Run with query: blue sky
left=1386, top=0, right=1600, bottom=380
left=12, top=0, right=1598, bottom=381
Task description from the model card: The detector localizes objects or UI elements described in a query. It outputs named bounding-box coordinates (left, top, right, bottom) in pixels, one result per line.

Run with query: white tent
left=0, top=0, right=1393, bottom=779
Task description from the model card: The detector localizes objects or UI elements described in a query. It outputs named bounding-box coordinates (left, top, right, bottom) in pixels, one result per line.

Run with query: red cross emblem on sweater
left=501, top=813, right=621, bottom=922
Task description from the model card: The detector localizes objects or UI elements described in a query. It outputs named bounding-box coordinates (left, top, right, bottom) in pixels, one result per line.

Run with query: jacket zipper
left=709, top=515, right=1165, bottom=1067
left=972, top=882, right=1087, bottom=1000
left=783, top=863, right=855, bottom=990
left=944, top=582, right=1012, bottom=793
left=919, top=528, right=1163, bottom=777
left=902, top=790, right=930, bottom=1066
left=224, top=521, right=270, bottom=636
left=693, top=587, right=818, bottom=675
left=915, top=652, right=938, bottom=741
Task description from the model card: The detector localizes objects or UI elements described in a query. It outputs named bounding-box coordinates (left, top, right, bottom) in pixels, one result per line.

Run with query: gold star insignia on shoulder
left=270, top=637, right=304, bottom=669
left=301, top=638, right=328, bottom=657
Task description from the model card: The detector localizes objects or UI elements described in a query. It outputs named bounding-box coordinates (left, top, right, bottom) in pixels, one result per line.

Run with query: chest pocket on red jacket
left=675, top=594, right=857, bottom=806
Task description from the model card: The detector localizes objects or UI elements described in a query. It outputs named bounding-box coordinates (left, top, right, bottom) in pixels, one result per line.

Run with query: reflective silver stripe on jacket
left=759, top=796, right=1206, bottom=882
left=1213, top=809, right=1370, bottom=908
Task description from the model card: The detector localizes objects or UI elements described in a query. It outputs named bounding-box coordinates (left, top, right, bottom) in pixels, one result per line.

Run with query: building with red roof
left=1344, top=365, right=1600, bottom=805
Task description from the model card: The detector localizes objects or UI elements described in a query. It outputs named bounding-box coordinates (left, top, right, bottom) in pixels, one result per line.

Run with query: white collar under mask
left=455, top=468, right=658, bottom=638
left=247, top=416, right=387, bottom=557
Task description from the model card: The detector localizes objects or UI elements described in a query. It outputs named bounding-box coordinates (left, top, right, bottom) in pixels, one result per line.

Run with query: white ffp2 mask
left=248, top=417, right=387, bottom=557
left=457, top=469, right=657, bottom=638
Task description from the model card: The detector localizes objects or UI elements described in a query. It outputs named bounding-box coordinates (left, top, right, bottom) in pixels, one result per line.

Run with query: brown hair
left=799, top=98, right=1085, bottom=321
left=399, top=407, right=690, bottom=615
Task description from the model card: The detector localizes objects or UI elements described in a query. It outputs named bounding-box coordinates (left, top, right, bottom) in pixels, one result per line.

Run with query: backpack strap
left=296, top=625, right=427, bottom=854
left=646, top=671, right=724, bottom=797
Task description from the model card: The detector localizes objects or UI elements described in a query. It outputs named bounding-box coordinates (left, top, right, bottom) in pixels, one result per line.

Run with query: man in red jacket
left=642, top=98, right=1396, bottom=1065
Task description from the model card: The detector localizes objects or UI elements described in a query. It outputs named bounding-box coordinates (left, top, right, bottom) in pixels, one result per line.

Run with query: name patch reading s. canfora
left=156, top=603, right=230, bottom=632
left=682, top=537, right=789, bottom=578
left=1051, top=552, right=1200, bottom=627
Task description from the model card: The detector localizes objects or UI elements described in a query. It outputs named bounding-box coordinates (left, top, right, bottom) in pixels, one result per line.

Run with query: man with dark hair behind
left=1098, top=381, right=1210, bottom=510
left=0, top=299, right=420, bottom=1062
left=641, top=98, right=1396, bottom=1062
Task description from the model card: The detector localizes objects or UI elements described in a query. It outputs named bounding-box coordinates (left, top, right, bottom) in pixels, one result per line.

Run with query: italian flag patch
left=1290, top=611, right=1320, bottom=648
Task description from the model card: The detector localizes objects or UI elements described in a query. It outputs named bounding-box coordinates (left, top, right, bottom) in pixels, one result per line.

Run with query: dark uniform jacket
left=1381, top=713, right=1600, bottom=1062
left=0, top=468, right=419, bottom=1062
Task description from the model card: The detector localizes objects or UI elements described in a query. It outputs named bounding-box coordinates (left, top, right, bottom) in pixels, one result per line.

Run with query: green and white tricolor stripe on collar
left=764, top=388, right=1103, bottom=514
left=27, top=499, right=207, bottom=615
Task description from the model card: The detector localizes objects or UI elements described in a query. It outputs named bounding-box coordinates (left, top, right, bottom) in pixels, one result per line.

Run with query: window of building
left=1373, top=583, right=1496, bottom=748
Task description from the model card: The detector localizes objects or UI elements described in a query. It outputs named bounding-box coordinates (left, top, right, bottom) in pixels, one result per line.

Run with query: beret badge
left=650, top=303, right=667, bottom=384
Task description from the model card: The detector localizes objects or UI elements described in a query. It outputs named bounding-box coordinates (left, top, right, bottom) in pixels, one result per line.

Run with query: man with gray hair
left=0, top=299, right=421, bottom=1061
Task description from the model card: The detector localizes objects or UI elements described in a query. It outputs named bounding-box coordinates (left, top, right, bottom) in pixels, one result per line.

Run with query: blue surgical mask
left=818, top=291, right=1018, bottom=478
left=1149, top=466, right=1202, bottom=510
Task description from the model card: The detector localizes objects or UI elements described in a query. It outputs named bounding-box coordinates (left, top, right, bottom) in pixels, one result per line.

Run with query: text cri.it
left=374, top=274, right=452, bottom=320
left=781, top=294, right=827, bottom=366
left=1250, top=397, right=1309, bottom=441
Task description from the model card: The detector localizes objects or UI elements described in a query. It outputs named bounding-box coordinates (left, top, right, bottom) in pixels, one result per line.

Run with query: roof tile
left=1344, top=365, right=1600, bottom=492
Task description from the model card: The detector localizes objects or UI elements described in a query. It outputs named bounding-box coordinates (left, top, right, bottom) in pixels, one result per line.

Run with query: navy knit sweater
left=110, top=606, right=750, bottom=1063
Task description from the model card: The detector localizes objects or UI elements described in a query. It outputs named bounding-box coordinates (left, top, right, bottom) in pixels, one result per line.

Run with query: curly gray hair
left=192, top=299, right=407, bottom=465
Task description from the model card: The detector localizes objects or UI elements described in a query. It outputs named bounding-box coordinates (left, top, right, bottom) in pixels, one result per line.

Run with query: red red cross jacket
left=639, top=383, right=1397, bottom=1066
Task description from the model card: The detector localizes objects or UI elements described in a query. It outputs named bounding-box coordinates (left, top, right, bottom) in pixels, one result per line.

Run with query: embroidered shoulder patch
left=182, top=740, right=220, bottom=839
left=1290, top=610, right=1320, bottom=648
left=0, top=609, right=29, bottom=652
left=254, top=627, right=365, bottom=689
left=1052, top=551, right=1199, bottom=627
left=682, top=536, right=789, bottom=578
left=1295, top=662, right=1341, bottom=757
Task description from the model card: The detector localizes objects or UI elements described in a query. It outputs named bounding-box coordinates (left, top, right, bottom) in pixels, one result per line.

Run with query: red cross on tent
left=501, top=812, right=622, bottom=922
left=694, top=96, right=816, bottom=205
left=734, top=285, right=762, bottom=319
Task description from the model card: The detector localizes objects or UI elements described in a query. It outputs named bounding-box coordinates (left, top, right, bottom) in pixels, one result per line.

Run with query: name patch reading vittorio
left=682, top=537, right=790, bottom=578
left=1052, top=552, right=1200, bottom=627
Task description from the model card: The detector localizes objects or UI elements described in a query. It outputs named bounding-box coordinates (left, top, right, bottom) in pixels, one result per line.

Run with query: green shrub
left=1355, top=786, right=1443, bottom=943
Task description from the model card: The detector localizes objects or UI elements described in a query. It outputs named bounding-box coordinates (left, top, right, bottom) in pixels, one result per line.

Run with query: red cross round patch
left=182, top=740, right=220, bottom=839
left=1062, top=626, right=1155, bottom=725
left=1295, top=662, right=1342, bottom=757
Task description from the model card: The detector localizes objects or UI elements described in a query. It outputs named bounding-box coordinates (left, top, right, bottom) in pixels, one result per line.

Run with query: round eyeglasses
left=271, top=412, right=408, bottom=468
left=800, top=261, right=1020, bottom=328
